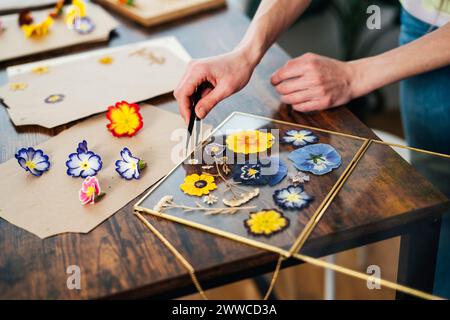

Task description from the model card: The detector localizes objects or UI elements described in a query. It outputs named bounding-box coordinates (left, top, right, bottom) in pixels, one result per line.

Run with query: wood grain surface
left=0, top=3, right=447, bottom=299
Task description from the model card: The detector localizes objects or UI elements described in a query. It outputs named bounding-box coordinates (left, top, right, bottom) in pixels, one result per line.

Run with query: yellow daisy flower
left=226, top=130, right=274, bottom=154
left=244, top=210, right=289, bottom=237
left=21, top=16, right=54, bottom=38
left=180, top=174, right=217, bottom=197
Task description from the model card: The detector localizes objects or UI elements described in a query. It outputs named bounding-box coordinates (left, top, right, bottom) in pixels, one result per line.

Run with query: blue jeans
left=399, top=9, right=450, bottom=297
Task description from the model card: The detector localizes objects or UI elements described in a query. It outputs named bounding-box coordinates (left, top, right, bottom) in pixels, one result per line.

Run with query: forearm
left=352, top=22, right=450, bottom=97
left=236, top=0, right=311, bottom=67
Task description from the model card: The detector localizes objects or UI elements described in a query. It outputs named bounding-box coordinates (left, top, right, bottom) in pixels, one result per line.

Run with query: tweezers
left=185, top=82, right=212, bottom=157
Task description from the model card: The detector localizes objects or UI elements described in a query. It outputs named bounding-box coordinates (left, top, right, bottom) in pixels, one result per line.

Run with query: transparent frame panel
left=134, top=112, right=368, bottom=255
left=297, top=141, right=450, bottom=300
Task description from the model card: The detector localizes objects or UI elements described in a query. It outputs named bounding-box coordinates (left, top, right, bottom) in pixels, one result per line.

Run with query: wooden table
left=0, top=3, right=448, bottom=299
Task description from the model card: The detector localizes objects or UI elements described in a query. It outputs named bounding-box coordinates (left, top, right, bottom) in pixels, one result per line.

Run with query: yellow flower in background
left=226, top=130, right=274, bottom=154
left=21, top=16, right=54, bottom=38
left=98, top=56, right=114, bottom=65
left=180, top=174, right=217, bottom=197
left=9, top=82, right=28, bottom=91
left=244, top=210, right=289, bottom=237
left=32, top=66, right=50, bottom=75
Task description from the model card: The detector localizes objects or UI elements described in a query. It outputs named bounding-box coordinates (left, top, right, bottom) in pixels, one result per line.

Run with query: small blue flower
left=234, top=163, right=267, bottom=185
left=73, top=17, right=95, bottom=35
left=288, top=143, right=341, bottom=175
left=232, top=157, right=287, bottom=186
left=115, top=147, right=146, bottom=180
left=66, top=140, right=102, bottom=178
left=15, top=147, right=50, bottom=176
left=282, top=129, right=318, bottom=147
left=273, top=185, right=313, bottom=210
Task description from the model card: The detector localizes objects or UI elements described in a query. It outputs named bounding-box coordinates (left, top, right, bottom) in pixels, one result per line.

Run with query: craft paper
left=0, top=0, right=56, bottom=14
left=0, top=105, right=210, bottom=239
left=0, top=38, right=188, bottom=128
left=0, top=2, right=118, bottom=62
left=97, top=0, right=226, bottom=27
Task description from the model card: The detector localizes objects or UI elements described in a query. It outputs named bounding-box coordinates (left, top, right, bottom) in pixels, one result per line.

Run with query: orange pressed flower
left=106, top=101, right=143, bottom=137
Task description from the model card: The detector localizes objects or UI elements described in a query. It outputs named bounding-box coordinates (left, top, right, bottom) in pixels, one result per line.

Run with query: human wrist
left=234, top=40, right=264, bottom=70
left=348, top=57, right=380, bottom=99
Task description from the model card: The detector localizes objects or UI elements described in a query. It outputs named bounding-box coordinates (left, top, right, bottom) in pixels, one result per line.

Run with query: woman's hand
left=174, top=49, right=256, bottom=122
left=271, top=53, right=363, bottom=112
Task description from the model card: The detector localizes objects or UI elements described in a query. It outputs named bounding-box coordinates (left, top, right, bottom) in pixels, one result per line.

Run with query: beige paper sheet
left=0, top=2, right=118, bottom=62
left=97, top=0, right=226, bottom=27
left=0, top=105, right=208, bottom=239
left=0, top=39, right=188, bottom=128
left=0, top=0, right=56, bottom=14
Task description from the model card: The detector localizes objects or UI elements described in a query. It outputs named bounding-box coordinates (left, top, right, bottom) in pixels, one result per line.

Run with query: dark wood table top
left=0, top=3, right=448, bottom=299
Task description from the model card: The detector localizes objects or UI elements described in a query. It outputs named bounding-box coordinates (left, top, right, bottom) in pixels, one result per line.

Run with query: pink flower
left=79, top=176, right=102, bottom=205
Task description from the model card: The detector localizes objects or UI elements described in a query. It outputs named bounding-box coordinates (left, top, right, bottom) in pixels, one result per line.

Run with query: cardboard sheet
left=0, top=105, right=209, bottom=239
left=96, top=0, right=226, bottom=27
left=0, top=37, right=189, bottom=128
left=0, top=0, right=56, bottom=14
left=0, top=2, right=118, bottom=62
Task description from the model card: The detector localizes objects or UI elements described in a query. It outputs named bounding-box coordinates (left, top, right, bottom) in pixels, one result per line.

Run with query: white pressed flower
left=203, top=194, right=218, bottom=205
left=153, top=195, right=174, bottom=212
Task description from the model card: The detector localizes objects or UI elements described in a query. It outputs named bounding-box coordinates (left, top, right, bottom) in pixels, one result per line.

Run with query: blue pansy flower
left=288, top=143, right=341, bottom=175
left=273, top=185, right=313, bottom=210
left=115, top=147, right=146, bottom=180
left=282, top=129, right=318, bottom=147
left=232, top=157, right=288, bottom=186
left=66, top=140, right=102, bottom=178
left=15, top=147, right=50, bottom=176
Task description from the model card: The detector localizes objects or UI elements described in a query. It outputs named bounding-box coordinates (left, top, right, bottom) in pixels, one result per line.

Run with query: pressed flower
left=223, top=188, right=259, bottom=207
left=21, top=16, right=54, bottom=38
left=226, top=130, right=274, bottom=154
left=282, top=129, right=318, bottom=147
left=32, top=66, right=50, bottom=75
left=9, top=82, right=28, bottom=91
left=66, top=140, right=102, bottom=178
left=15, top=147, right=50, bottom=176
left=273, top=185, right=313, bottom=210
left=232, top=158, right=287, bottom=186
left=49, top=0, right=65, bottom=18
left=79, top=176, right=105, bottom=205
left=288, top=143, right=342, bottom=175
left=65, top=0, right=87, bottom=28
left=119, top=0, right=135, bottom=5
left=18, top=10, right=34, bottom=26
left=244, top=210, right=290, bottom=237
left=267, top=157, right=287, bottom=186
left=73, top=17, right=95, bottom=34
left=115, top=147, right=146, bottom=180
left=106, top=101, right=143, bottom=137
left=289, top=172, right=310, bottom=185
left=180, top=173, right=217, bottom=196
left=203, top=194, right=218, bottom=205
left=204, top=143, right=225, bottom=157
left=44, top=94, right=65, bottom=104
left=98, top=56, right=114, bottom=64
